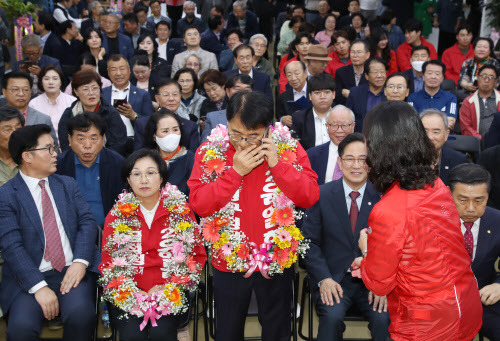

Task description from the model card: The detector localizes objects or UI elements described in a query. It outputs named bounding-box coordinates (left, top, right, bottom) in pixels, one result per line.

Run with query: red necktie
left=463, top=222, right=474, bottom=260
left=349, top=191, right=360, bottom=235
left=39, top=180, right=66, bottom=272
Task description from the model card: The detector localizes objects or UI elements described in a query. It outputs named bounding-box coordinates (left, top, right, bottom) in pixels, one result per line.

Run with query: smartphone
left=113, top=98, right=128, bottom=108
left=20, top=61, right=36, bottom=72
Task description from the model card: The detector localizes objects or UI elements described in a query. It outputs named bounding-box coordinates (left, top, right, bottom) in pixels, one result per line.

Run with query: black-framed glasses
left=26, top=145, right=57, bottom=155
left=228, top=127, right=269, bottom=145
left=326, top=123, right=353, bottom=131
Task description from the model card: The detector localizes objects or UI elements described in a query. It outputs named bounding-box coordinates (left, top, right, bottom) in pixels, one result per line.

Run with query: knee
left=318, top=305, right=345, bottom=326
left=62, top=301, right=96, bottom=327
left=7, top=318, right=41, bottom=340
left=370, top=311, right=390, bottom=328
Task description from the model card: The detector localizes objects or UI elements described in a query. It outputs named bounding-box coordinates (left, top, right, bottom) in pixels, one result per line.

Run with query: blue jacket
left=102, top=32, right=134, bottom=60
left=439, top=146, right=468, bottom=185
left=0, top=173, right=101, bottom=313
left=408, top=88, right=458, bottom=119
left=226, top=10, right=259, bottom=39
left=56, top=147, right=125, bottom=216
left=334, top=64, right=368, bottom=105
left=201, top=109, right=227, bottom=142
left=101, top=83, right=154, bottom=117
left=224, top=68, right=273, bottom=101
left=12, top=55, right=62, bottom=74
left=200, top=29, right=228, bottom=58
left=302, top=179, right=380, bottom=287
left=346, top=83, right=387, bottom=132
left=306, top=141, right=330, bottom=185
left=167, top=149, right=194, bottom=196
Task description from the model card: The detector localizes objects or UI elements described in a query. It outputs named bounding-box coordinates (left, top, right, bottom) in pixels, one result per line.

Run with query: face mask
left=155, top=134, right=181, bottom=152
left=186, top=12, right=195, bottom=19
left=411, top=60, right=425, bottom=73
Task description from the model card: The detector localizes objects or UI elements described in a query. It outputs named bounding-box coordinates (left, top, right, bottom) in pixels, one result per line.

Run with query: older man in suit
left=277, top=61, right=311, bottom=127
left=478, top=145, right=500, bottom=209
left=226, top=0, right=259, bottom=40
left=420, top=109, right=467, bottom=185
left=101, top=14, right=134, bottom=60
left=449, top=163, right=500, bottom=341
left=155, top=21, right=186, bottom=67
left=303, top=133, right=390, bottom=340
left=200, top=15, right=227, bottom=59
left=0, top=124, right=101, bottom=340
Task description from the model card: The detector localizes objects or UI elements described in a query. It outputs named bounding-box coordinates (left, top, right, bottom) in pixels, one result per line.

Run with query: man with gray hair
left=226, top=0, right=259, bottom=40
left=249, top=34, right=274, bottom=78
left=420, top=108, right=467, bottom=185
left=176, top=1, right=205, bottom=37
left=0, top=106, right=24, bottom=187
left=307, top=104, right=356, bottom=185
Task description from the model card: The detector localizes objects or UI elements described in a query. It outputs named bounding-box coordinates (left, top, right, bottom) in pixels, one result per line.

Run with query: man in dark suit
left=56, top=113, right=125, bottom=227
left=155, top=21, right=186, bottom=67
left=307, top=105, right=355, bottom=185
left=226, top=1, right=259, bottom=40
left=277, top=60, right=311, bottom=126
left=80, top=1, right=103, bottom=34
left=449, top=164, right=500, bottom=341
left=176, top=1, right=205, bottom=37
left=485, top=112, right=500, bottom=149
left=346, top=57, right=388, bottom=132
left=0, top=124, right=101, bottom=340
left=57, top=20, right=87, bottom=77
left=33, top=11, right=62, bottom=61
left=303, top=133, right=390, bottom=340
left=200, top=15, right=228, bottom=59
left=224, top=44, right=273, bottom=101
left=335, top=39, right=370, bottom=105
left=101, top=14, right=134, bottom=60
left=401, top=45, right=430, bottom=95
left=337, top=0, right=361, bottom=29
left=123, top=13, right=152, bottom=49
left=291, top=73, right=336, bottom=151
left=420, top=109, right=467, bottom=185
left=478, top=145, right=500, bottom=210
left=134, top=79, right=199, bottom=152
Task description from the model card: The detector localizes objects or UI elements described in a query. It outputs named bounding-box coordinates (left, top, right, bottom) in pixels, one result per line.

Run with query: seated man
left=346, top=57, right=388, bottom=132
left=448, top=164, right=500, bottom=341
left=34, top=11, right=63, bottom=61
left=442, top=24, right=474, bottom=86
left=0, top=106, right=24, bottom=187
left=123, top=13, right=152, bottom=49
left=478, top=145, right=500, bottom=209
left=177, top=1, right=205, bottom=37
left=460, top=65, right=500, bottom=140
left=305, top=44, right=331, bottom=77
left=291, top=73, right=335, bottom=151
left=226, top=0, right=259, bottom=40
left=335, top=39, right=370, bottom=105
left=101, top=14, right=134, bottom=60
left=56, top=112, right=125, bottom=227
left=325, top=30, right=351, bottom=78
left=401, top=45, right=430, bottom=95
left=337, top=0, right=361, bottom=29
left=408, top=60, right=458, bottom=129
left=200, top=15, right=228, bottom=59
left=277, top=60, right=311, bottom=127
left=224, top=44, right=273, bottom=101
left=219, top=28, right=243, bottom=72
left=0, top=124, right=101, bottom=340
left=249, top=34, right=274, bottom=79
left=303, top=132, right=390, bottom=341
left=146, top=0, right=172, bottom=31
left=2, top=72, right=57, bottom=144
left=201, top=74, right=253, bottom=142
left=396, top=18, right=437, bottom=72
left=155, top=21, right=185, bottom=67
left=57, top=20, right=86, bottom=77
left=420, top=109, right=467, bottom=185
left=307, top=105, right=355, bottom=185
left=134, top=79, right=199, bottom=152
left=384, top=72, right=410, bottom=101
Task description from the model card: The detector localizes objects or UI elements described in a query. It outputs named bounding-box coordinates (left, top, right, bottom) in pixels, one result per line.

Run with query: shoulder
left=253, top=69, right=269, bottom=80
left=482, top=207, right=500, bottom=225
left=337, top=64, right=351, bottom=74
left=292, top=108, right=309, bottom=121
left=307, top=141, right=329, bottom=156
left=440, top=89, right=456, bottom=100
left=28, top=107, right=51, bottom=121
left=442, top=146, right=467, bottom=163
left=101, top=147, right=125, bottom=163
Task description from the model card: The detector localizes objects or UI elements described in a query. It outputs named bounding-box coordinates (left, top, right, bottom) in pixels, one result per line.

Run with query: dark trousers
left=482, top=305, right=500, bottom=341
left=313, top=275, right=390, bottom=341
left=7, top=269, right=97, bottom=341
left=109, top=305, right=179, bottom=341
left=213, top=267, right=293, bottom=341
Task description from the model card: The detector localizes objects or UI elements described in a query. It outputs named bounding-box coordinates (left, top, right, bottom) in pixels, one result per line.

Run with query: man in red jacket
left=396, top=18, right=437, bottom=72
left=325, top=30, right=351, bottom=78
left=442, top=24, right=474, bottom=85
left=188, top=91, right=320, bottom=341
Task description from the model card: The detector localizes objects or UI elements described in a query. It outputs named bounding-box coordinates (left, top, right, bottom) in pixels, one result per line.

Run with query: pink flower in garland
left=112, top=257, right=128, bottom=267
left=275, top=191, right=292, bottom=208
left=221, top=243, right=233, bottom=256
left=173, top=253, right=186, bottom=263
left=278, top=230, right=292, bottom=242
left=172, top=241, right=185, bottom=255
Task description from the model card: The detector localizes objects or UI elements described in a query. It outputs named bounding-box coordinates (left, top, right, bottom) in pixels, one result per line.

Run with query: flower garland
left=199, top=123, right=309, bottom=277
left=99, top=183, right=203, bottom=329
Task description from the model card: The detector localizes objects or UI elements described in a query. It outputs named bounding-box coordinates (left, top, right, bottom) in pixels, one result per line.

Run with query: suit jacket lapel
left=319, top=143, right=329, bottom=184
left=305, top=108, right=315, bottom=148
left=13, top=174, right=45, bottom=243
left=48, top=176, right=71, bottom=240
left=355, top=184, right=378, bottom=235
left=128, top=84, right=138, bottom=110
left=332, top=180, right=352, bottom=242
left=473, top=216, right=490, bottom=272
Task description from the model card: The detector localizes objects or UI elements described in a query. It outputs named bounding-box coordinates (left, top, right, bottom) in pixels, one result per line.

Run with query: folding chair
left=444, top=135, right=481, bottom=162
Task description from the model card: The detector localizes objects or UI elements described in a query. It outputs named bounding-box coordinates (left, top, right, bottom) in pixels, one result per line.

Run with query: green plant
left=0, top=0, right=36, bottom=22
left=485, top=0, right=500, bottom=30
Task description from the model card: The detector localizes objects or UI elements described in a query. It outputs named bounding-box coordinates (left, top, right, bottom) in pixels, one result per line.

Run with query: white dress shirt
left=460, top=218, right=480, bottom=261
left=111, top=83, right=134, bottom=137
left=324, top=141, right=339, bottom=183
left=312, top=108, right=329, bottom=146
left=19, top=171, right=88, bottom=294
left=343, top=180, right=366, bottom=214
left=156, top=38, right=168, bottom=61
left=140, top=200, right=160, bottom=229
left=293, top=83, right=307, bottom=101
left=239, top=68, right=254, bottom=79
left=53, top=3, right=82, bottom=29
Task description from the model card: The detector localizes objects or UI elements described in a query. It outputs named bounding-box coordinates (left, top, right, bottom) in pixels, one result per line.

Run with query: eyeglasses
left=228, top=127, right=268, bottom=145
left=386, top=84, right=407, bottom=90
left=369, top=71, right=386, bottom=76
left=129, top=170, right=159, bottom=181
left=79, top=86, right=100, bottom=95
left=252, top=43, right=266, bottom=49
left=0, top=125, right=21, bottom=134
left=479, top=74, right=496, bottom=81
left=326, top=123, right=353, bottom=131
left=186, top=62, right=199, bottom=67
left=351, top=50, right=366, bottom=55
left=186, top=32, right=199, bottom=37
left=158, top=92, right=180, bottom=98
left=6, top=87, right=30, bottom=95
left=26, top=145, right=57, bottom=155
left=23, top=50, right=40, bottom=56
left=341, top=157, right=367, bottom=167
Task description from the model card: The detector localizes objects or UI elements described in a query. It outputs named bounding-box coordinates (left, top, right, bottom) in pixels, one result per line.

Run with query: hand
left=433, top=18, right=439, bottom=28
left=319, top=278, right=343, bottom=306
left=447, top=117, right=456, bottom=130
left=232, top=144, right=264, bottom=176
left=75, top=32, right=84, bottom=42
left=342, top=89, right=350, bottom=98
left=358, top=229, right=368, bottom=254
left=479, top=283, right=500, bottom=306
left=117, top=103, right=137, bottom=120
left=281, top=115, right=293, bottom=127
left=260, top=137, right=279, bottom=168
left=152, top=101, right=160, bottom=110
left=34, top=286, right=59, bottom=320
left=466, top=83, right=478, bottom=92
left=199, top=118, right=205, bottom=130
left=60, top=262, right=87, bottom=294
left=368, top=292, right=388, bottom=313
left=28, top=65, right=41, bottom=76
left=147, top=285, right=165, bottom=295
left=82, top=17, right=90, bottom=21
left=98, top=47, right=106, bottom=59
left=331, top=11, right=340, bottom=17
left=82, top=9, right=89, bottom=16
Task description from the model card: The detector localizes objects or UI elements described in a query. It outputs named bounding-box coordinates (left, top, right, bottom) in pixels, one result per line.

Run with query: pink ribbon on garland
left=14, top=15, right=34, bottom=61
left=109, top=0, right=122, bottom=12
left=139, top=305, right=161, bottom=331
left=244, top=242, right=272, bottom=279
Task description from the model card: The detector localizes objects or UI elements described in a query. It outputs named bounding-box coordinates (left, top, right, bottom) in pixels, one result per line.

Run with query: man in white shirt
left=277, top=60, right=310, bottom=126
left=0, top=124, right=100, bottom=340
left=307, top=105, right=356, bottom=184
left=52, top=0, right=88, bottom=29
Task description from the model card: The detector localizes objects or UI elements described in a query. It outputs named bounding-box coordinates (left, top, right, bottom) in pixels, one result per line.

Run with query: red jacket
left=460, top=90, right=500, bottom=139
left=396, top=37, right=437, bottom=72
left=278, top=54, right=298, bottom=94
left=100, top=198, right=207, bottom=291
left=188, top=141, right=320, bottom=272
left=325, top=51, right=351, bottom=78
left=361, top=180, right=482, bottom=341
left=442, top=43, right=474, bottom=85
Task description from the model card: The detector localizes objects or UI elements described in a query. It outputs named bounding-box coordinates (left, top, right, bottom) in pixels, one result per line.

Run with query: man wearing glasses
left=0, top=106, right=24, bottom=187
left=0, top=124, right=101, bottom=341
left=307, top=104, right=356, bottom=185
left=302, top=132, right=390, bottom=341
left=384, top=72, right=410, bottom=101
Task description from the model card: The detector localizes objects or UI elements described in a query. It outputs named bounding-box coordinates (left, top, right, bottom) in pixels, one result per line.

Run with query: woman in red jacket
left=99, top=149, right=206, bottom=340
left=357, top=101, right=483, bottom=340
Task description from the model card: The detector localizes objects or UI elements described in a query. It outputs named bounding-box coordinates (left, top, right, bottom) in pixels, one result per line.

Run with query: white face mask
left=155, top=134, right=181, bottom=152
left=411, top=60, right=425, bottom=73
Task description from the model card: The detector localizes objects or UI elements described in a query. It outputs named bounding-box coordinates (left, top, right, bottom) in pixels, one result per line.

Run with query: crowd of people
left=0, top=0, right=499, bottom=340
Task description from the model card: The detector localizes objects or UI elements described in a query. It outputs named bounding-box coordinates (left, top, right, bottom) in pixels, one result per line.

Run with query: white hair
left=233, top=0, right=247, bottom=10
left=183, top=1, right=195, bottom=9
left=249, top=34, right=268, bottom=46
left=326, top=104, right=355, bottom=122
left=419, top=108, right=449, bottom=130
left=21, top=34, right=42, bottom=48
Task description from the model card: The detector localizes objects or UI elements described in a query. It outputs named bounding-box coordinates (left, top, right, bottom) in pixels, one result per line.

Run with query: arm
left=201, top=113, right=214, bottom=143
left=208, top=53, right=219, bottom=71
left=105, top=109, right=128, bottom=154
left=263, top=74, right=273, bottom=101
left=58, top=111, right=71, bottom=151
left=170, top=55, right=181, bottom=78
left=459, top=100, right=481, bottom=138
left=141, top=92, right=154, bottom=116
left=396, top=45, right=410, bottom=72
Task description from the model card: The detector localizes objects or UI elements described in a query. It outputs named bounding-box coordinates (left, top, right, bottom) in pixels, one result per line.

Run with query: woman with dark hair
left=173, top=68, right=205, bottom=123
left=459, top=37, right=499, bottom=93
left=82, top=27, right=108, bottom=78
left=64, top=52, right=112, bottom=95
left=349, top=12, right=366, bottom=40
left=315, top=13, right=336, bottom=48
left=137, top=33, right=170, bottom=79
left=29, top=65, right=76, bottom=138
left=277, top=15, right=306, bottom=56
left=99, top=148, right=206, bottom=340
left=130, top=52, right=164, bottom=109
left=198, top=70, right=228, bottom=120
left=356, top=101, right=483, bottom=341
left=58, top=69, right=127, bottom=154
left=143, top=109, right=195, bottom=195
left=369, top=27, right=398, bottom=76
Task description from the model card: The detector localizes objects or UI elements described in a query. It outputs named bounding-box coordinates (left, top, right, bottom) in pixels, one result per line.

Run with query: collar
left=413, top=70, right=422, bottom=79
left=74, top=153, right=100, bottom=167
left=19, top=169, right=49, bottom=192
left=21, top=107, right=28, bottom=118
left=238, top=68, right=253, bottom=78
left=423, top=88, right=442, bottom=98
left=312, top=108, right=328, bottom=120
left=112, top=82, right=130, bottom=92
left=40, top=31, right=51, bottom=41
left=155, top=37, right=168, bottom=45
left=460, top=217, right=480, bottom=227
left=292, top=83, right=307, bottom=96
left=342, top=178, right=367, bottom=199
left=368, top=88, right=383, bottom=96
left=479, top=91, right=496, bottom=100
left=329, top=141, right=338, bottom=152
